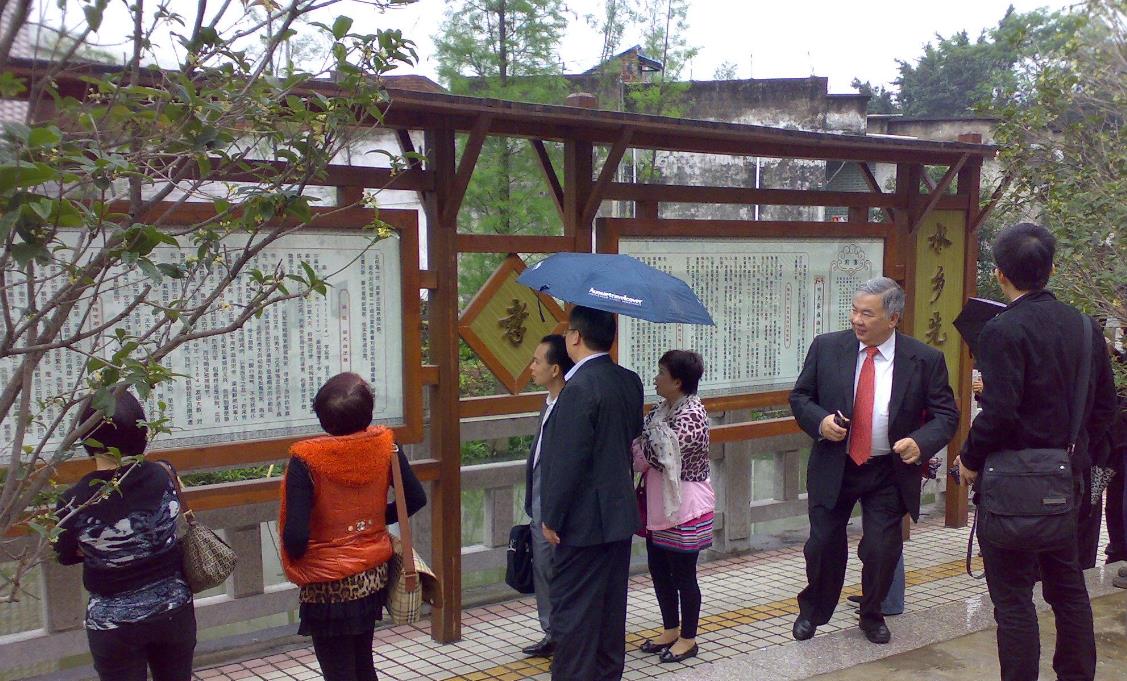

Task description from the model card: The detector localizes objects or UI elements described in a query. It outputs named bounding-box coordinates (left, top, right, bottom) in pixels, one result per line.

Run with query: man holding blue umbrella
left=539, top=305, right=644, bottom=681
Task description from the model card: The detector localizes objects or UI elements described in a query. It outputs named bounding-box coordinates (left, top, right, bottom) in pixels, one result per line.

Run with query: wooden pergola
left=372, top=87, right=996, bottom=641
left=14, top=64, right=998, bottom=645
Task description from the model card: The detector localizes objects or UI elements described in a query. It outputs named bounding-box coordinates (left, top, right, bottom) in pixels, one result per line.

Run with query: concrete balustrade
left=0, top=408, right=810, bottom=668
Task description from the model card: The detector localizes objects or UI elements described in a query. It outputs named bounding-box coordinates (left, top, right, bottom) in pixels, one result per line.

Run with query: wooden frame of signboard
left=53, top=204, right=431, bottom=491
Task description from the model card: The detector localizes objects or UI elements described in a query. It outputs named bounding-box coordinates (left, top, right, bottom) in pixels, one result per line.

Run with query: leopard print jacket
left=640, top=394, right=711, bottom=482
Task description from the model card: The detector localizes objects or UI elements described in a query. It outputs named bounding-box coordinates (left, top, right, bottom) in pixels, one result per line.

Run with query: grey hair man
left=789, top=277, right=958, bottom=644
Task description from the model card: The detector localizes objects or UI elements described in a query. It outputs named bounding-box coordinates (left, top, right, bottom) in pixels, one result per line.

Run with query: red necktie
left=849, top=346, right=879, bottom=466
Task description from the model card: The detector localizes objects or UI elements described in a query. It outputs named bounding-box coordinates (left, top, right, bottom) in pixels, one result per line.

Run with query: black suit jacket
left=540, top=355, right=644, bottom=547
left=789, top=329, right=959, bottom=520
left=961, top=290, right=1117, bottom=472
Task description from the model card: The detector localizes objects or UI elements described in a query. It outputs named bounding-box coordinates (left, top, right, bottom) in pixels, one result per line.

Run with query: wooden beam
left=530, top=139, right=565, bottom=223
left=910, top=155, right=967, bottom=232
left=456, top=234, right=574, bottom=254
left=859, top=163, right=896, bottom=224
left=395, top=129, right=420, bottom=167
left=198, top=158, right=434, bottom=191
left=581, top=128, right=633, bottom=227
left=710, top=417, right=801, bottom=444
left=971, top=172, right=1014, bottom=232
left=605, top=182, right=904, bottom=208
left=921, top=171, right=937, bottom=193
left=441, top=114, right=492, bottom=226
left=419, top=270, right=439, bottom=290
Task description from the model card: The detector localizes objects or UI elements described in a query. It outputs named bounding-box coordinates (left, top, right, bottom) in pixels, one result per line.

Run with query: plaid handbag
left=385, top=449, right=441, bottom=624
left=160, top=462, right=237, bottom=593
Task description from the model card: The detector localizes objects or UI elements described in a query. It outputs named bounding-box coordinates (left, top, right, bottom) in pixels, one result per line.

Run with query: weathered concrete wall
left=613, top=78, right=867, bottom=221
left=866, top=116, right=1003, bottom=194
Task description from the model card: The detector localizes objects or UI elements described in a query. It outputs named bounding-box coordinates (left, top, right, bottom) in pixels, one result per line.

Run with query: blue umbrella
left=516, top=253, right=715, bottom=325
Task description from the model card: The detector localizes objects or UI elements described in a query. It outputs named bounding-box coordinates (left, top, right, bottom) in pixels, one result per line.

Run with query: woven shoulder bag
left=385, top=448, right=441, bottom=624
left=160, top=462, right=237, bottom=593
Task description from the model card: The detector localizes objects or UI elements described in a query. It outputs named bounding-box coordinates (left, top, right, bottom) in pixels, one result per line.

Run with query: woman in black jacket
left=54, top=391, right=195, bottom=681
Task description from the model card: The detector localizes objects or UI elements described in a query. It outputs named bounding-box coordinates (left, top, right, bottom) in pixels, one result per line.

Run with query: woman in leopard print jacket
left=632, top=350, right=714, bottom=664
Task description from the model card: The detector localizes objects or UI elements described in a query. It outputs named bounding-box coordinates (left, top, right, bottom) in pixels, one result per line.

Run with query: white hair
left=855, top=277, right=905, bottom=318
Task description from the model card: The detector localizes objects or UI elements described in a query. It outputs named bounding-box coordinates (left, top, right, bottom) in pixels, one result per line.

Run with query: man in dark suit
left=957, top=223, right=1116, bottom=681
left=540, top=306, right=644, bottom=681
left=790, top=277, right=958, bottom=645
left=520, top=334, right=573, bottom=658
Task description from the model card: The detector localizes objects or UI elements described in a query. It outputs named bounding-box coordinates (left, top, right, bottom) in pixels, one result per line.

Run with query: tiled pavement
left=192, top=513, right=1109, bottom=681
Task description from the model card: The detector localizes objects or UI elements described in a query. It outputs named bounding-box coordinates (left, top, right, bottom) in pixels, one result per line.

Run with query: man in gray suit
left=521, top=334, right=574, bottom=658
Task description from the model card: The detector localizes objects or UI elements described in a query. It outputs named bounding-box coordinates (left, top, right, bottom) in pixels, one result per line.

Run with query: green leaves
left=332, top=16, right=353, bottom=40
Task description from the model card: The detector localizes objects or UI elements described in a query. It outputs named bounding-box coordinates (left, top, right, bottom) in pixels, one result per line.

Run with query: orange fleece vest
left=280, top=426, right=395, bottom=586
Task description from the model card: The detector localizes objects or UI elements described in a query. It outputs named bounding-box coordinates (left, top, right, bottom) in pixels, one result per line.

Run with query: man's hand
left=955, top=455, right=978, bottom=486
left=819, top=414, right=848, bottom=441
left=541, top=523, right=560, bottom=546
left=892, top=437, right=921, bottom=464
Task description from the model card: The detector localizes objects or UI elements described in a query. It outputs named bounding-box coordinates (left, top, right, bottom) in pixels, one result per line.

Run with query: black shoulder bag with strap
left=969, top=312, right=1092, bottom=571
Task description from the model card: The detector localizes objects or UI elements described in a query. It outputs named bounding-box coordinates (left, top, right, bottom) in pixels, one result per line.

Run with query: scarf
left=644, top=395, right=686, bottom=518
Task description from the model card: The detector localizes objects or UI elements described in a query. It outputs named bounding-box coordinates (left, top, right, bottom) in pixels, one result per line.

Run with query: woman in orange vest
left=280, top=372, right=426, bottom=681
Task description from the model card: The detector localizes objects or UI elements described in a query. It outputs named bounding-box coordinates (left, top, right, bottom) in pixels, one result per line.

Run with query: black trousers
left=311, top=627, right=378, bottom=681
left=980, top=537, right=1095, bottom=681
left=646, top=539, right=702, bottom=638
left=549, top=538, right=632, bottom=681
left=1077, top=494, right=1103, bottom=570
left=798, top=456, right=905, bottom=627
left=86, top=603, right=196, bottom=681
left=1105, top=455, right=1126, bottom=561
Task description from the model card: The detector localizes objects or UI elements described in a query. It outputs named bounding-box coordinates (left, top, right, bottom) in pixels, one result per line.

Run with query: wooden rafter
left=911, top=155, right=967, bottom=231
left=529, top=139, right=565, bottom=222
left=581, top=128, right=633, bottom=227
left=395, top=128, right=422, bottom=169
left=921, top=171, right=937, bottom=192
left=441, top=114, right=493, bottom=225
left=859, top=162, right=896, bottom=223
left=971, top=171, right=1015, bottom=232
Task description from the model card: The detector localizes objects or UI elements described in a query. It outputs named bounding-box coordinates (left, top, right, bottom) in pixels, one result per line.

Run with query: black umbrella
left=954, top=297, right=1008, bottom=358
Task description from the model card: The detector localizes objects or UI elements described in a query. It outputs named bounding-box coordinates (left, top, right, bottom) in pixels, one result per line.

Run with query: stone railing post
left=225, top=526, right=265, bottom=599
left=483, top=486, right=514, bottom=548
left=41, top=559, right=84, bottom=632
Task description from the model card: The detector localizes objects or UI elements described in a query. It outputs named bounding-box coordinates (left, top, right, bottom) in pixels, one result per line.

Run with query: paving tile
left=193, top=515, right=1112, bottom=680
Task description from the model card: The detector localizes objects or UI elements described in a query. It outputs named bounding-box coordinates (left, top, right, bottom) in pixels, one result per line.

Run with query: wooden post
left=945, top=150, right=982, bottom=528
left=424, top=126, right=462, bottom=643
left=564, top=140, right=594, bottom=252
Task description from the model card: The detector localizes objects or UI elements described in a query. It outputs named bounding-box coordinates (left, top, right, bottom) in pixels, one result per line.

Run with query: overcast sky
left=367, top=0, right=1070, bottom=92
left=56, top=0, right=1071, bottom=93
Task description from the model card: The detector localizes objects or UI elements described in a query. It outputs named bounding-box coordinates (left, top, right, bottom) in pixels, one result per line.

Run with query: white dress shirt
left=854, top=333, right=896, bottom=457
left=564, top=351, right=608, bottom=381
left=532, top=393, right=558, bottom=467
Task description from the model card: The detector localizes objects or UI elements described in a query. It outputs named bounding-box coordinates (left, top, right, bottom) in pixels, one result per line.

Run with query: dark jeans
left=798, top=456, right=905, bottom=628
left=979, top=537, right=1095, bottom=681
left=311, top=627, right=378, bottom=681
left=86, top=603, right=196, bottom=681
left=646, top=539, right=702, bottom=638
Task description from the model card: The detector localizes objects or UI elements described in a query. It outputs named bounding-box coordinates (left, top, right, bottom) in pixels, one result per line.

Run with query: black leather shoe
left=847, top=595, right=862, bottom=605
left=860, top=621, right=891, bottom=644
left=660, top=643, right=699, bottom=663
left=521, top=636, right=556, bottom=657
left=792, top=617, right=816, bottom=641
left=639, top=639, right=674, bottom=654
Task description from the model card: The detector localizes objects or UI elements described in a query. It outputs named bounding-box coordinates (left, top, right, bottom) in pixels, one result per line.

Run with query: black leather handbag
left=974, top=314, right=1092, bottom=553
left=505, top=524, right=535, bottom=594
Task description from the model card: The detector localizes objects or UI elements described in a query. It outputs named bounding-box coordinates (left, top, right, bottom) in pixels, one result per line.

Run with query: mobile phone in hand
left=833, top=410, right=850, bottom=430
